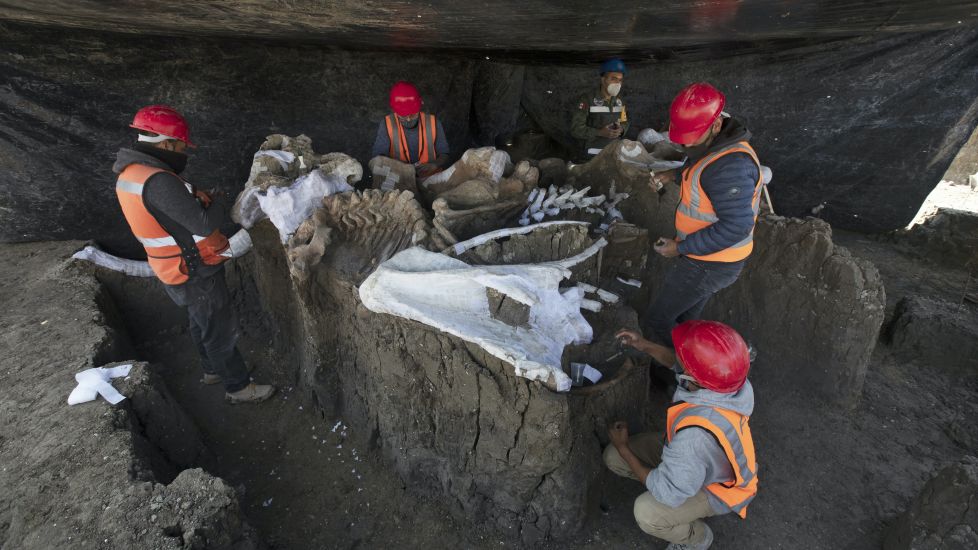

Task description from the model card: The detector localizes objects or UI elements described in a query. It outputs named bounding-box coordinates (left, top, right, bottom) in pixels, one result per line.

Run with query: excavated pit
left=36, top=134, right=943, bottom=548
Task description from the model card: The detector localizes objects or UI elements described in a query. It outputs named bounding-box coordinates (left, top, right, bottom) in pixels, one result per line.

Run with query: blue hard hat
left=600, top=58, right=627, bottom=75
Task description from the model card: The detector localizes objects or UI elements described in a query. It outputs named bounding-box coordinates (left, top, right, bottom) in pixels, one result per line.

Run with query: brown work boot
left=225, top=383, right=276, bottom=404
left=201, top=363, right=255, bottom=386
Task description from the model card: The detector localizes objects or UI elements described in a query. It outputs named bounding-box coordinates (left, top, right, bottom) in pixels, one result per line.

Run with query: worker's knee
left=633, top=492, right=674, bottom=535
left=603, top=443, right=625, bottom=472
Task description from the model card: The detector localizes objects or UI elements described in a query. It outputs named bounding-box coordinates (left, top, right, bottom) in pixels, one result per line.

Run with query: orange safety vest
left=115, top=164, right=229, bottom=285
left=384, top=112, right=438, bottom=164
left=675, top=141, right=762, bottom=262
left=666, top=402, right=758, bottom=518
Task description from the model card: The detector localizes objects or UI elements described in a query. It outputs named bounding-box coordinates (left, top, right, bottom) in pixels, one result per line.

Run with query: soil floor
left=1, top=232, right=976, bottom=549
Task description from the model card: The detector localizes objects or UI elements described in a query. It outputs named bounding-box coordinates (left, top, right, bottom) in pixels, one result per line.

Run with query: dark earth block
left=884, top=456, right=978, bottom=550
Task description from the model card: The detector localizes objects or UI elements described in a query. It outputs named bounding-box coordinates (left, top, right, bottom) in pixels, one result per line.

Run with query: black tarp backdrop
left=1, top=20, right=977, bottom=257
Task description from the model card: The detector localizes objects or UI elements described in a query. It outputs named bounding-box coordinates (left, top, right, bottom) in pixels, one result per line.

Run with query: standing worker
left=643, top=83, right=763, bottom=347
left=371, top=81, right=451, bottom=179
left=570, top=58, right=630, bottom=160
left=606, top=320, right=758, bottom=550
left=113, top=105, right=275, bottom=404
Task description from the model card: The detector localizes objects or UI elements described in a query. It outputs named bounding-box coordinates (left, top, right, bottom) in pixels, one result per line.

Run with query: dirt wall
left=241, top=220, right=651, bottom=545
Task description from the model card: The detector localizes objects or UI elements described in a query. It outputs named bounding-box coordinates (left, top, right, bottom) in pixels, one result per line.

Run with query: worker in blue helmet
left=570, top=58, right=630, bottom=160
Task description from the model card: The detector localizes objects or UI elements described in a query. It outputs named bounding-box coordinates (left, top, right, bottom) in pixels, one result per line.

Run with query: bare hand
left=416, top=163, right=439, bottom=178
left=598, top=124, right=623, bottom=139
left=195, top=190, right=213, bottom=207
left=654, top=237, right=679, bottom=258
left=615, top=329, right=644, bottom=350
left=608, top=421, right=629, bottom=448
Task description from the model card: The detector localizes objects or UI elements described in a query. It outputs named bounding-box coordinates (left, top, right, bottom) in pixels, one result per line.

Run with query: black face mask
left=134, top=142, right=189, bottom=174
left=399, top=117, right=420, bottom=129
left=157, top=148, right=189, bottom=174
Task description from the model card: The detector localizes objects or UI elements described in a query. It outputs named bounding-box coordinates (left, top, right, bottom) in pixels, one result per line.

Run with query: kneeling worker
left=113, top=105, right=275, bottom=404
left=371, top=81, right=451, bottom=179
left=605, top=320, right=757, bottom=550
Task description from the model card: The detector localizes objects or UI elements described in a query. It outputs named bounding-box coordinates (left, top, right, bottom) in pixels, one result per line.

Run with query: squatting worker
left=570, top=58, right=630, bottom=160
left=644, top=83, right=763, bottom=347
left=113, top=105, right=275, bottom=404
left=371, top=81, right=451, bottom=178
left=606, top=320, right=758, bottom=550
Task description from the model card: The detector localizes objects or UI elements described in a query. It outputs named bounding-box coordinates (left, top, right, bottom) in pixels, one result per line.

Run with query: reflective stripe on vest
left=588, top=105, right=625, bottom=113
left=115, top=164, right=229, bottom=285
left=385, top=113, right=438, bottom=164
left=675, top=141, right=762, bottom=263
left=666, top=402, right=758, bottom=518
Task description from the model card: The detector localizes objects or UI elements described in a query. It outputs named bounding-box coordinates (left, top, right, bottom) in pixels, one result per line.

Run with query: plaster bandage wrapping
left=68, top=364, right=133, bottom=406
left=360, top=237, right=606, bottom=392
left=72, top=245, right=154, bottom=277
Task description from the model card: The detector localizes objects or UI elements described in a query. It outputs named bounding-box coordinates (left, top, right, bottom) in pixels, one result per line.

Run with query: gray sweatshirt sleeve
left=142, top=172, right=225, bottom=236
left=645, top=428, right=713, bottom=507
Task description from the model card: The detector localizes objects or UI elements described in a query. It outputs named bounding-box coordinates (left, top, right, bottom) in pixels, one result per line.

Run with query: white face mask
left=607, top=82, right=622, bottom=96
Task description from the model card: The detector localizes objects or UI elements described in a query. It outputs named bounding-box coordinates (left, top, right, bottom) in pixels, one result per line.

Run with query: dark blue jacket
left=676, top=117, right=760, bottom=258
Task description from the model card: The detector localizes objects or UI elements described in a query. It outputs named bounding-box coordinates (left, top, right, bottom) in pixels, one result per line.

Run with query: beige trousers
left=603, top=431, right=716, bottom=545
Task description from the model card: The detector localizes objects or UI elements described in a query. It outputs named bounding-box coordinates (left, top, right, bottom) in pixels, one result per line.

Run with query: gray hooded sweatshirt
left=645, top=379, right=755, bottom=514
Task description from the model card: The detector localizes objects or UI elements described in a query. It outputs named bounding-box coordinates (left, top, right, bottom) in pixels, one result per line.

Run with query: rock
left=883, top=457, right=978, bottom=550
left=886, top=296, right=978, bottom=377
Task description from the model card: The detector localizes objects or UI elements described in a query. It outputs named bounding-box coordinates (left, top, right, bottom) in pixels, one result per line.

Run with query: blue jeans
left=642, top=257, right=744, bottom=347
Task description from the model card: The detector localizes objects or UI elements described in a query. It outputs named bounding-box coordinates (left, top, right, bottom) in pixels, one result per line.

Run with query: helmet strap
left=137, top=133, right=178, bottom=144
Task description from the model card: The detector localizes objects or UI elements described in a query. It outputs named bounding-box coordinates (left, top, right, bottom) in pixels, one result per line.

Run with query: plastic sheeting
left=359, top=239, right=607, bottom=392
left=2, top=21, right=978, bottom=255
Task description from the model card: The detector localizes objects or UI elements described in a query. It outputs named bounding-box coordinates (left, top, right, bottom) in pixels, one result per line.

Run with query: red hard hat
left=130, top=105, right=195, bottom=147
left=389, top=81, right=422, bottom=117
left=672, top=320, right=750, bottom=393
left=668, top=83, right=725, bottom=145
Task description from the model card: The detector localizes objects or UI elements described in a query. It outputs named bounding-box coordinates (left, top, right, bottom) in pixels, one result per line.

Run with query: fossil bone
left=359, top=224, right=608, bottom=392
